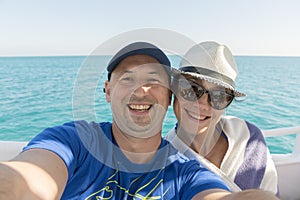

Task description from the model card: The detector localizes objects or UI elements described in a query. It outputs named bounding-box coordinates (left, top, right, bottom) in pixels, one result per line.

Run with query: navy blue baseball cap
left=107, top=42, right=171, bottom=80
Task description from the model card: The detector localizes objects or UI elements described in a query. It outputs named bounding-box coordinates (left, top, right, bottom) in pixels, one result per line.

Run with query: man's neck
left=111, top=123, right=162, bottom=164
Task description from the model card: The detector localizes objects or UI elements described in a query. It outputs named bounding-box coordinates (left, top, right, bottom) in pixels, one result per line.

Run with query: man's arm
left=0, top=148, right=68, bottom=200
left=192, top=189, right=280, bottom=200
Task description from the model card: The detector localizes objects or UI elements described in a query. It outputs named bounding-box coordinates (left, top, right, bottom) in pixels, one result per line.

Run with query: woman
left=166, top=41, right=278, bottom=195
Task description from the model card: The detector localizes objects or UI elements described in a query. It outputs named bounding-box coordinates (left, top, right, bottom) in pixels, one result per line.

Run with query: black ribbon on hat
left=179, top=66, right=235, bottom=88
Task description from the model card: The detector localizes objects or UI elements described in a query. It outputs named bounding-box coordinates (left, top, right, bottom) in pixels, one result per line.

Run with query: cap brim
left=107, top=42, right=171, bottom=80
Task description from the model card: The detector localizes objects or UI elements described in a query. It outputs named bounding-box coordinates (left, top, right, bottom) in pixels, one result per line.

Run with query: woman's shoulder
left=220, top=116, right=263, bottom=139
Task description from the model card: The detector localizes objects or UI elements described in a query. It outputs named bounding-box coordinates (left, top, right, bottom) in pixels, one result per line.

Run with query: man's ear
left=104, top=80, right=111, bottom=102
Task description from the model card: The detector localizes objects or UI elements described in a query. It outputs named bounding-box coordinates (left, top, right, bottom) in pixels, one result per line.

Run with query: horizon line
left=1, top=54, right=300, bottom=58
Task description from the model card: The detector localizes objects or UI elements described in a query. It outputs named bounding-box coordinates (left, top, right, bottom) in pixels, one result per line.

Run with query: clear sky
left=1, top=0, right=299, bottom=57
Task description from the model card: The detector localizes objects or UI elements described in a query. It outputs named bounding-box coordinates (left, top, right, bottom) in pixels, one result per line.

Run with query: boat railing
left=263, top=126, right=300, bottom=162
left=263, top=126, right=300, bottom=200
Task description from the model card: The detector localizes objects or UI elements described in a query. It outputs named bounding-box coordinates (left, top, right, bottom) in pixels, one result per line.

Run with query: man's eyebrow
left=120, top=69, right=162, bottom=76
left=122, top=70, right=133, bottom=74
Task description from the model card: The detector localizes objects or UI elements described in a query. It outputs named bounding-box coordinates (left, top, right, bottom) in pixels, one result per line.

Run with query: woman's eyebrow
left=189, top=78, right=225, bottom=90
left=188, top=78, right=202, bottom=84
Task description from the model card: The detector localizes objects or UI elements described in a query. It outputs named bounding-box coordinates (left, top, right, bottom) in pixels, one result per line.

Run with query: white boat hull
left=263, top=126, right=300, bottom=200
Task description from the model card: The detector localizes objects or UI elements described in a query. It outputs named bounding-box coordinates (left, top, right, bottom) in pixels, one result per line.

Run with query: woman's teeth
left=187, top=111, right=207, bottom=120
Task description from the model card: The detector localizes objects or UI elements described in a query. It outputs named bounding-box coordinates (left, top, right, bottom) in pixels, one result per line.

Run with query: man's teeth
left=129, top=104, right=151, bottom=111
left=188, top=111, right=206, bottom=120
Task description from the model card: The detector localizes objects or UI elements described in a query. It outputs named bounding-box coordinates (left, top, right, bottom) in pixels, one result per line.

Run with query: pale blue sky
left=1, top=0, right=299, bottom=56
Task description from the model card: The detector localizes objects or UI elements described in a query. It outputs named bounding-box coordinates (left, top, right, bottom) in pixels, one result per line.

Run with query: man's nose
left=133, top=84, right=152, bottom=97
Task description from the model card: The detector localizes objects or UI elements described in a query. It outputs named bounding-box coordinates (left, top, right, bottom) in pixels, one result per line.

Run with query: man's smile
left=128, top=104, right=152, bottom=112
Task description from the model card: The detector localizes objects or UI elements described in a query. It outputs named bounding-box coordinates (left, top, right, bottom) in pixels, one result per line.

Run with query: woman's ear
left=168, top=91, right=172, bottom=106
left=104, top=80, right=111, bottom=102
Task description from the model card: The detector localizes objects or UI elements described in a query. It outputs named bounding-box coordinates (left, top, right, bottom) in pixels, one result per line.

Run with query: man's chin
left=130, top=116, right=151, bottom=126
left=114, top=117, right=160, bottom=139
left=124, top=124, right=160, bottom=139
left=113, top=104, right=166, bottom=139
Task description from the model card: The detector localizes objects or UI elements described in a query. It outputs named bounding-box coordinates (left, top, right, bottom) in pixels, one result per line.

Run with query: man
left=0, top=42, right=279, bottom=199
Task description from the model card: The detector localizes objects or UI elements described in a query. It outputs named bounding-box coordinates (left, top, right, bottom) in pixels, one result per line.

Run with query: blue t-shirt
left=23, top=120, right=229, bottom=199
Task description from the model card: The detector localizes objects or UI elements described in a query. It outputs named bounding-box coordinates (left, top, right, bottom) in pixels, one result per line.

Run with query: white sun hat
left=175, top=41, right=246, bottom=97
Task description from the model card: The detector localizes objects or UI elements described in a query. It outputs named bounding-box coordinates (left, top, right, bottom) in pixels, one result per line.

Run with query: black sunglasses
left=175, top=78, right=234, bottom=110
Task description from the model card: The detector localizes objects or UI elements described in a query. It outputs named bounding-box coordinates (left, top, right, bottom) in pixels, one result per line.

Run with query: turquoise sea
left=1, top=56, right=299, bottom=154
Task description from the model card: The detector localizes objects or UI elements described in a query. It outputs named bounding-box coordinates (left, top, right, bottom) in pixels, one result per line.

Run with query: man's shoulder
left=25, top=120, right=112, bottom=149
left=52, top=120, right=112, bottom=136
left=61, top=120, right=111, bottom=129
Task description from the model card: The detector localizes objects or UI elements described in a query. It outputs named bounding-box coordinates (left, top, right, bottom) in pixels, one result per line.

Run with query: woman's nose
left=197, top=92, right=210, bottom=109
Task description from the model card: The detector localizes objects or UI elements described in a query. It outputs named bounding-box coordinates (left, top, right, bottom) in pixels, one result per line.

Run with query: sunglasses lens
left=178, top=79, right=201, bottom=101
left=176, top=78, right=234, bottom=110
left=209, top=91, right=234, bottom=110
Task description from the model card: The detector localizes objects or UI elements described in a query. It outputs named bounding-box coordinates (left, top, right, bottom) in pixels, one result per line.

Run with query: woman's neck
left=176, top=125, right=228, bottom=168
left=176, top=126, right=208, bottom=154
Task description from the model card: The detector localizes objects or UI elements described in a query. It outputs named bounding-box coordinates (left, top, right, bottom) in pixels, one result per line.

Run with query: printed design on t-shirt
left=84, top=168, right=171, bottom=199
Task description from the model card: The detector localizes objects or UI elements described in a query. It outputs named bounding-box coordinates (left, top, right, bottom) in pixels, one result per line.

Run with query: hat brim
left=172, top=68, right=246, bottom=97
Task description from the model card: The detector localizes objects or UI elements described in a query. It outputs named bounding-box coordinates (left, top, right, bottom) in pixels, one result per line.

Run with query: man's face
left=105, top=55, right=171, bottom=138
left=173, top=76, right=224, bottom=136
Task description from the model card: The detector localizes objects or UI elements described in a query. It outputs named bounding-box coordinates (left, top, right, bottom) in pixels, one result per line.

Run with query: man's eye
left=121, top=77, right=132, bottom=81
left=148, top=78, right=160, bottom=83
left=120, top=77, right=134, bottom=84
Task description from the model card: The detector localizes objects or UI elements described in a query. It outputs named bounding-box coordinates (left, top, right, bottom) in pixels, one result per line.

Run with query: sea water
left=0, top=55, right=299, bottom=154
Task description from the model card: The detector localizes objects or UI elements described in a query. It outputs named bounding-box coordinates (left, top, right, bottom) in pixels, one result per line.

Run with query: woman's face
left=173, top=75, right=228, bottom=136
